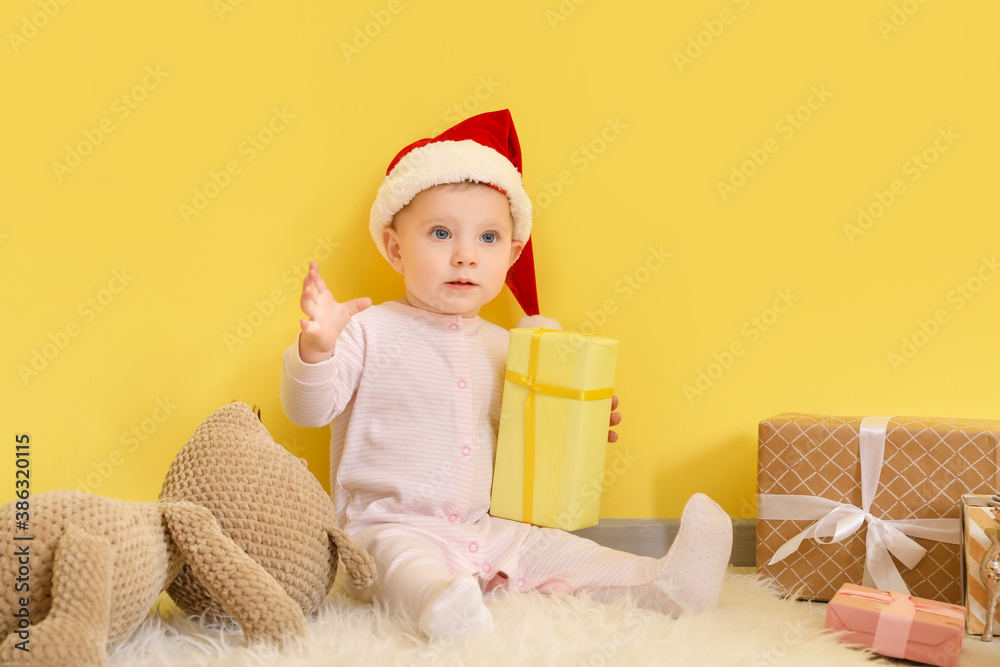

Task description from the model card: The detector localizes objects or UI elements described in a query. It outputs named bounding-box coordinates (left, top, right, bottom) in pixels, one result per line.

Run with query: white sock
left=654, top=492, right=733, bottom=615
left=417, top=575, right=493, bottom=641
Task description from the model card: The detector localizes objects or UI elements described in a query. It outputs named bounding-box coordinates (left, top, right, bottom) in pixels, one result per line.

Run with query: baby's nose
left=453, top=243, right=478, bottom=265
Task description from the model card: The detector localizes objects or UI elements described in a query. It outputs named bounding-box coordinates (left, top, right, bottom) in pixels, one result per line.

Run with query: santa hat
left=369, top=109, right=559, bottom=329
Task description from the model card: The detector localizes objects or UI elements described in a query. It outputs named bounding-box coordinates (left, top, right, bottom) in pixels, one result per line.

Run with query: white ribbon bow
left=757, top=416, right=960, bottom=594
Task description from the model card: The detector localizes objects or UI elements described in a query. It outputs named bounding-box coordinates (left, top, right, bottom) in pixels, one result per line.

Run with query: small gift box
left=490, top=328, right=618, bottom=530
left=756, top=414, right=1000, bottom=603
left=825, top=583, right=966, bottom=667
left=959, top=494, right=1000, bottom=636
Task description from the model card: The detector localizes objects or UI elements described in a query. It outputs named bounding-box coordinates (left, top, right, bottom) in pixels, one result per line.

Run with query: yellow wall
left=3, top=1, right=998, bottom=519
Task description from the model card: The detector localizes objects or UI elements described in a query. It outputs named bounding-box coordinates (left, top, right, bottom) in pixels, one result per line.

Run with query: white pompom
left=516, top=315, right=562, bottom=330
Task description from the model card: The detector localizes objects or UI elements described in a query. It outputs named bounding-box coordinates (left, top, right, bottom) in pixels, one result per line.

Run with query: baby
left=280, top=110, right=732, bottom=640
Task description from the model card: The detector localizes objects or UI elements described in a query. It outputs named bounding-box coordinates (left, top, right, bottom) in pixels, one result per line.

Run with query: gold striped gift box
left=960, top=495, right=1000, bottom=635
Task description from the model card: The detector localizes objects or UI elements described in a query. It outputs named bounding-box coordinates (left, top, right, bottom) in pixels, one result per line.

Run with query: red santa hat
left=369, top=109, right=559, bottom=329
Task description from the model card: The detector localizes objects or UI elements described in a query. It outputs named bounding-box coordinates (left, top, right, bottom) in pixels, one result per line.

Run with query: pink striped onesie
left=280, top=299, right=727, bottom=632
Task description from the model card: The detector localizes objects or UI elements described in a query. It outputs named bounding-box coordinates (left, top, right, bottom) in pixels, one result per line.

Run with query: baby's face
left=384, top=183, right=524, bottom=318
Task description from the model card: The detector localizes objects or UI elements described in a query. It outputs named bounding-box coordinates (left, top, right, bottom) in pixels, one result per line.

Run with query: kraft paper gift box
left=490, top=328, right=618, bottom=531
left=825, top=583, right=966, bottom=667
left=959, top=494, right=1000, bottom=636
left=756, top=414, right=1000, bottom=604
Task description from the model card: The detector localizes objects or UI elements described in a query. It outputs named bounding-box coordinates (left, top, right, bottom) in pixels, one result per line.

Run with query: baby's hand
left=298, top=261, right=371, bottom=363
left=608, top=394, right=621, bottom=443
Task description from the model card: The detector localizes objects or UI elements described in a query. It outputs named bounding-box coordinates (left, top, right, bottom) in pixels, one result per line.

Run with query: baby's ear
left=383, top=226, right=405, bottom=274
left=508, top=239, right=525, bottom=267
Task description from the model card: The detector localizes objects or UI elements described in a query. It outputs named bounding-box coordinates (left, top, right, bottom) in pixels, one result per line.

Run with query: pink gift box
left=825, top=583, right=966, bottom=667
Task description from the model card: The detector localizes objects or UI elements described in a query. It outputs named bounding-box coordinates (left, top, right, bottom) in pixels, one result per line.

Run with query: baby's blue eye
left=433, top=228, right=450, bottom=240
left=481, top=232, right=497, bottom=244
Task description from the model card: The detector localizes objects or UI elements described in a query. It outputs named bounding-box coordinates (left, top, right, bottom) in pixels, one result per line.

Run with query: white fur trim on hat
left=516, top=315, right=561, bottom=330
left=369, top=139, right=533, bottom=261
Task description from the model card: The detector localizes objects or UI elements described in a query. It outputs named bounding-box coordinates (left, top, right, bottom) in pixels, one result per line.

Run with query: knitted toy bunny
left=0, top=401, right=375, bottom=667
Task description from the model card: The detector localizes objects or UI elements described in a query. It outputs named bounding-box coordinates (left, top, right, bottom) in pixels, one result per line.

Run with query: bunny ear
left=327, top=523, right=377, bottom=591
left=164, top=501, right=307, bottom=643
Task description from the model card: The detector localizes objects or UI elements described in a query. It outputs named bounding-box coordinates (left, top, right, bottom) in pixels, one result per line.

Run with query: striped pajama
left=280, top=299, right=671, bottom=618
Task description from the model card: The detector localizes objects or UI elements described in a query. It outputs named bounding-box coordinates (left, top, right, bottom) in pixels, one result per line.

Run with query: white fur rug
left=109, top=570, right=1000, bottom=667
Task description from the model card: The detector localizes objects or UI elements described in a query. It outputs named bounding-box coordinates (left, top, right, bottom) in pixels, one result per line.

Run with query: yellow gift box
left=490, top=328, right=618, bottom=530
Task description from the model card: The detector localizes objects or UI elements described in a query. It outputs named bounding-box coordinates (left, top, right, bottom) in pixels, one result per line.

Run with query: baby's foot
left=418, top=575, right=493, bottom=641
left=655, top=492, right=732, bottom=615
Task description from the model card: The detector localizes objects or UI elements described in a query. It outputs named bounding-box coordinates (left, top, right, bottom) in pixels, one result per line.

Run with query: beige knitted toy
left=0, top=401, right=375, bottom=667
